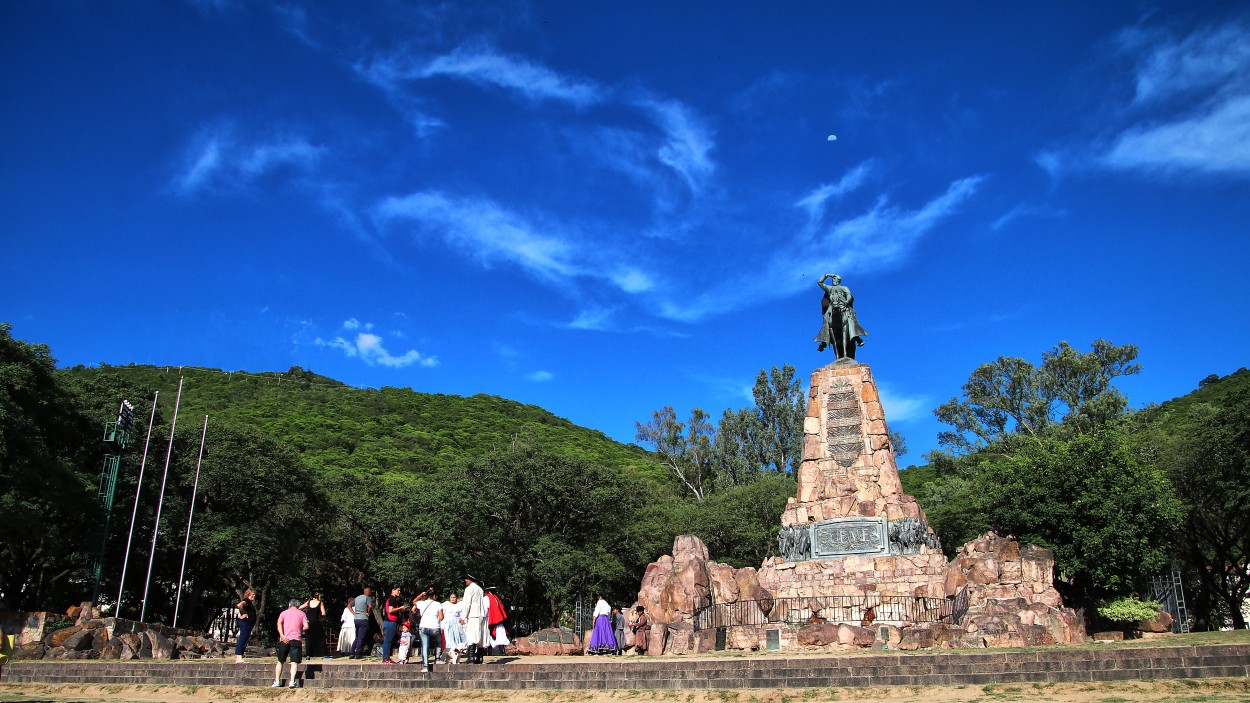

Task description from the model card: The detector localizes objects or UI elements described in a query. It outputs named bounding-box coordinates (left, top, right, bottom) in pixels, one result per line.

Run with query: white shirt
left=417, top=600, right=442, bottom=630
left=593, top=598, right=610, bottom=618
left=442, top=601, right=463, bottom=628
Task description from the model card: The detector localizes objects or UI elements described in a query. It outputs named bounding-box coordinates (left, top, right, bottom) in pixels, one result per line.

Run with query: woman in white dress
left=337, top=596, right=356, bottom=654
left=441, top=592, right=466, bottom=662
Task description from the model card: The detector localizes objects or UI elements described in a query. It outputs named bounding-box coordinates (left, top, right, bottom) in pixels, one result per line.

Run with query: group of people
left=233, top=574, right=511, bottom=686
left=233, top=590, right=335, bottom=663
left=586, top=595, right=651, bottom=656
left=343, top=575, right=509, bottom=671
left=234, top=582, right=653, bottom=688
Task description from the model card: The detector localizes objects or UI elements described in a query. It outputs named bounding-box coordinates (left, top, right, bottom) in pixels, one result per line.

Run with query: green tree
left=432, top=444, right=647, bottom=626
left=177, top=421, right=331, bottom=623
left=635, top=406, right=715, bottom=501
left=688, top=473, right=796, bottom=567
left=935, top=339, right=1140, bottom=453
left=1140, top=372, right=1250, bottom=629
left=750, top=365, right=805, bottom=473
left=103, top=420, right=333, bottom=626
left=711, top=407, right=760, bottom=490
left=710, top=365, right=806, bottom=490
left=973, top=428, right=1181, bottom=604
left=0, top=323, right=98, bottom=611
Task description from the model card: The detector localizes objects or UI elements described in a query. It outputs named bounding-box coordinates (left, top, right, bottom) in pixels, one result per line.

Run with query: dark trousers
left=382, top=620, right=397, bottom=659
left=235, top=619, right=254, bottom=656
left=351, top=619, right=370, bottom=656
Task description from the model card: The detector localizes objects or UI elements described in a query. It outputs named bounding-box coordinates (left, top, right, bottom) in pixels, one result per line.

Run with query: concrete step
left=4, top=644, right=1248, bottom=690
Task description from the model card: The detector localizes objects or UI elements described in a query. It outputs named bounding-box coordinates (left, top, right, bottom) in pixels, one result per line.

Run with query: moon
left=827, top=134, right=837, bottom=141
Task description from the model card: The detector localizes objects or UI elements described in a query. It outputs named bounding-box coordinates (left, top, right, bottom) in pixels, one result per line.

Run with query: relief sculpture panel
left=824, top=381, right=862, bottom=472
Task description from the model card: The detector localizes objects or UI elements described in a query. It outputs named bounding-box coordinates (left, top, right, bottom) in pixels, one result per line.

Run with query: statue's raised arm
left=813, top=274, right=867, bottom=359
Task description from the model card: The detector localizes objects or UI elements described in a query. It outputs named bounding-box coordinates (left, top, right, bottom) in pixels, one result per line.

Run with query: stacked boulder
left=944, top=532, right=1084, bottom=648
left=10, top=603, right=226, bottom=661
left=635, top=536, right=774, bottom=653
left=634, top=532, right=1086, bottom=654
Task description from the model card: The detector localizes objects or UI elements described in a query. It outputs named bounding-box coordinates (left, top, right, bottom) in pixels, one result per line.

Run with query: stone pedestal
left=780, top=361, right=936, bottom=539
left=632, top=360, right=1084, bottom=652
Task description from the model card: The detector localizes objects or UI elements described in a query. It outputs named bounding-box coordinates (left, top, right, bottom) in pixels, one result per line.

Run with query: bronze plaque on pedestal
left=810, top=516, right=888, bottom=558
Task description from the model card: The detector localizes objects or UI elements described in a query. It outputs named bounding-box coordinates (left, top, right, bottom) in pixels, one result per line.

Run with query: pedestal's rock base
left=757, top=552, right=951, bottom=600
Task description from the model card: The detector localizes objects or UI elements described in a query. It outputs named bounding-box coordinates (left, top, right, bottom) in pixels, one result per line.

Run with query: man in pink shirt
left=273, top=599, right=309, bottom=688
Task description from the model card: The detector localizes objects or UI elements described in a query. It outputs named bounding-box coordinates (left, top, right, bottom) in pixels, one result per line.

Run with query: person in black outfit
left=302, top=593, right=328, bottom=658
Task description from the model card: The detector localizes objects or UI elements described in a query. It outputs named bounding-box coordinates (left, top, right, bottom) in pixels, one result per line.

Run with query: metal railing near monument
left=692, top=589, right=969, bottom=631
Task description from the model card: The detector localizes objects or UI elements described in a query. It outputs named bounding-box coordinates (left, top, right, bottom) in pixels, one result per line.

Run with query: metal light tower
left=91, top=399, right=135, bottom=604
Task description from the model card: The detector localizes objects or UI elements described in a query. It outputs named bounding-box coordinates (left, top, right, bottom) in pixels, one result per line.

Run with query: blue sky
left=3, top=1, right=1248, bottom=463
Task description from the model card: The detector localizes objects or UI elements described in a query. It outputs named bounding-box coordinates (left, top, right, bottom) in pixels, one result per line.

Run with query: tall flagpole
left=116, top=391, right=159, bottom=615
left=173, top=415, right=208, bottom=628
left=141, top=377, right=183, bottom=623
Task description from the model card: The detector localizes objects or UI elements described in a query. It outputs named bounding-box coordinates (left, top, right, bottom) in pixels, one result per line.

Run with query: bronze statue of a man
left=814, top=274, right=867, bottom=359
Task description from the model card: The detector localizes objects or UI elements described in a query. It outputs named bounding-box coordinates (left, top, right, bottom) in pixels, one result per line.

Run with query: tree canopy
left=934, top=339, right=1141, bottom=454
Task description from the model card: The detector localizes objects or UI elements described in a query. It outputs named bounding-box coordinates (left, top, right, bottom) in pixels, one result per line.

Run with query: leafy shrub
left=1097, top=596, right=1161, bottom=623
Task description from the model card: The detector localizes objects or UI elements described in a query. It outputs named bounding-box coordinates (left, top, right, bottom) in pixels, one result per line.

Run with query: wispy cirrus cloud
left=567, top=308, right=614, bottom=331
left=171, top=125, right=325, bottom=196
left=359, top=43, right=715, bottom=196
left=1102, top=94, right=1250, bottom=174
left=795, top=162, right=873, bottom=218
left=990, top=202, right=1067, bottom=232
left=1044, top=18, right=1250, bottom=179
left=1102, top=19, right=1250, bottom=176
left=526, top=370, right=554, bottom=382
left=358, top=46, right=604, bottom=107
left=785, top=175, right=984, bottom=295
left=273, top=5, right=318, bottom=48
left=374, top=190, right=655, bottom=297
left=316, top=319, right=436, bottom=369
left=877, top=385, right=929, bottom=424
left=1126, top=22, right=1250, bottom=105
left=655, top=173, right=983, bottom=323
left=376, top=191, right=578, bottom=280
left=638, top=99, right=716, bottom=193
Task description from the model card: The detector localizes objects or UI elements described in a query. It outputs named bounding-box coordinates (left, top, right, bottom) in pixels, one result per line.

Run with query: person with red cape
left=485, top=586, right=510, bottom=654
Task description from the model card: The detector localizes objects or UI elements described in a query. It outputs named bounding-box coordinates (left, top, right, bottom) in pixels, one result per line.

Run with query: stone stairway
left=4, top=644, right=1247, bottom=690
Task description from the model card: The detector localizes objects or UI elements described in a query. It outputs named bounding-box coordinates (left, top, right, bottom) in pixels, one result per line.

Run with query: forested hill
left=58, top=363, right=663, bottom=483
left=5, top=325, right=793, bottom=626
left=1131, top=367, right=1250, bottom=432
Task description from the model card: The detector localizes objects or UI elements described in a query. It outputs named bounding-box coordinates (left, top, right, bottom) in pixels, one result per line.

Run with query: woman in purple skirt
left=586, top=595, right=616, bottom=655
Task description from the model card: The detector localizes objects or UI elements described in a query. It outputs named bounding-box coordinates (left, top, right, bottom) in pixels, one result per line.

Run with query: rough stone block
left=837, top=624, right=875, bottom=647
left=62, top=625, right=95, bottom=650
left=797, top=623, right=839, bottom=646
left=1138, top=611, right=1173, bottom=633
left=897, top=629, right=934, bottom=651
left=43, top=626, right=76, bottom=648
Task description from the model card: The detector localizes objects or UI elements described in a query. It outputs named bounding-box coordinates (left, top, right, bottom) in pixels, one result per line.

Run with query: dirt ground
left=1, top=679, right=1250, bottom=703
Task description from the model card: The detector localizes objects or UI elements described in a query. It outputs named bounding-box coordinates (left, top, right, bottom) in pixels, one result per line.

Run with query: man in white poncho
left=459, top=574, right=488, bottom=664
